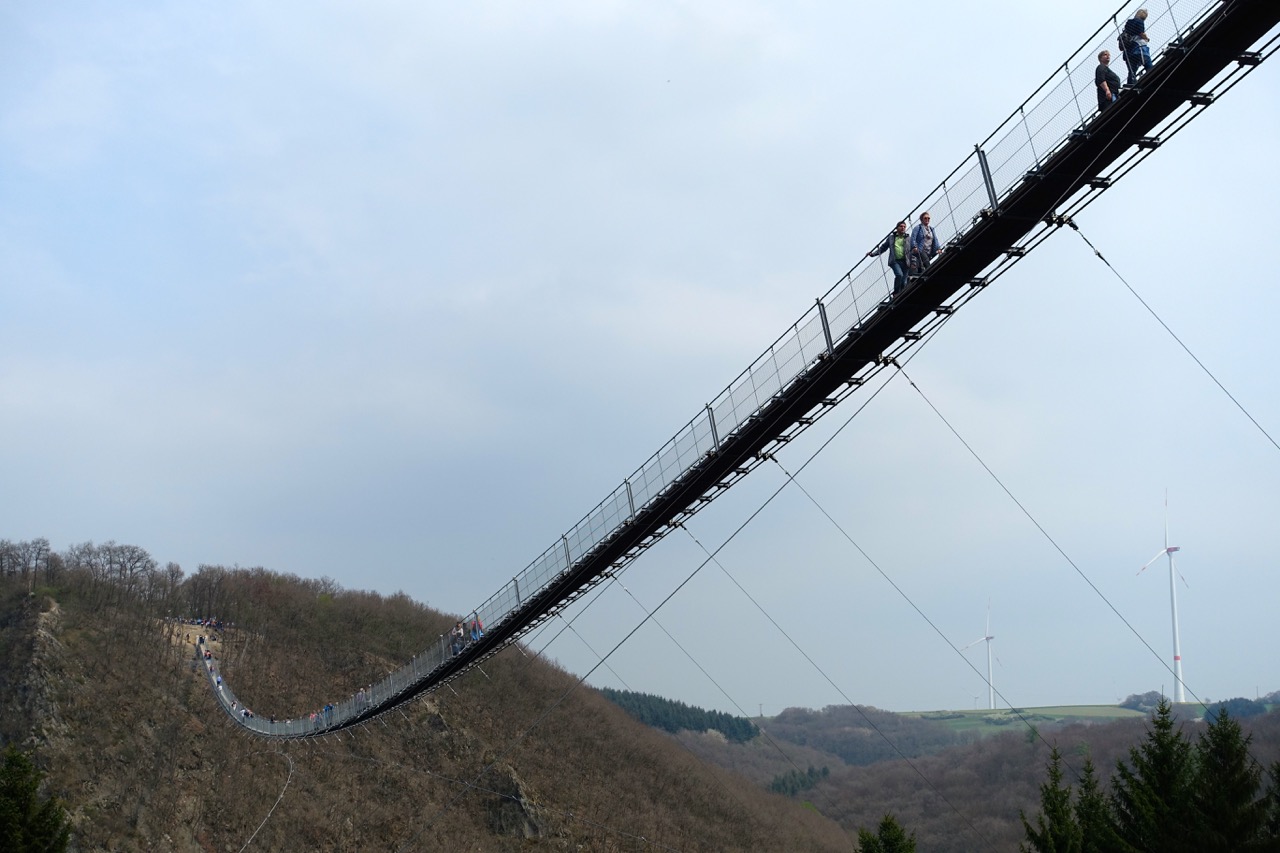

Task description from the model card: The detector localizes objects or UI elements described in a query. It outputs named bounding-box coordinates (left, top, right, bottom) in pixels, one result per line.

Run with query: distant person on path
left=1120, top=9, right=1153, bottom=85
left=469, top=619, right=484, bottom=643
left=910, top=212, right=940, bottom=273
left=1096, top=50, right=1121, bottom=111
left=867, top=221, right=911, bottom=295
left=450, top=621, right=466, bottom=655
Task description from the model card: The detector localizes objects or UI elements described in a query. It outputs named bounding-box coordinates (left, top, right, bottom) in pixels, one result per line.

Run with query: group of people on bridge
left=1096, top=9, right=1154, bottom=111
left=868, top=9, right=1157, bottom=295
left=866, top=211, right=941, bottom=295
left=449, top=618, right=484, bottom=657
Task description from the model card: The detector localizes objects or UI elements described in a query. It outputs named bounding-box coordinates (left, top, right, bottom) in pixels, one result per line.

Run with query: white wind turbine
left=961, top=602, right=997, bottom=710
left=1138, top=496, right=1188, bottom=703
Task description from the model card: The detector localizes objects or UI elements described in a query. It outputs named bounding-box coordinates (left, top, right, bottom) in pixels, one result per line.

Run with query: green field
left=905, top=705, right=1149, bottom=736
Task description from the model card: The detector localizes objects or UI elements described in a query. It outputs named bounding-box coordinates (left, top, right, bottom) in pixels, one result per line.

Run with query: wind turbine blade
left=960, top=637, right=986, bottom=651
left=1169, top=549, right=1189, bottom=587
left=1138, top=550, right=1166, bottom=574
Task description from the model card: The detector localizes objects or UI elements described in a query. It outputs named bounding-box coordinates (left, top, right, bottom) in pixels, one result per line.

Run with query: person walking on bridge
left=1096, top=49, right=1121, bottom=111
left=867, top=220, right=911, bottom=295
left=1120, top=9, right=1153, bottom=85
left=910, top=212, right=940, bottom=273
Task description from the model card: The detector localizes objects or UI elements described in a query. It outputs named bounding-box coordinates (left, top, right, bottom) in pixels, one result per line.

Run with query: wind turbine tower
left=962, top=603, right=997, bottom=710
left=1139, top=498, right=1187, bottom=703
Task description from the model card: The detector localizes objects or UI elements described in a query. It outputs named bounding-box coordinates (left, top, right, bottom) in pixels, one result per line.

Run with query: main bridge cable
left=1065, top=219, right=1280, bottom=454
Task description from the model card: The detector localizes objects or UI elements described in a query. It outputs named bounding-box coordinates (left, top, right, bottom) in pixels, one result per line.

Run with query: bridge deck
left=204, top=0, right=1280, bottom=738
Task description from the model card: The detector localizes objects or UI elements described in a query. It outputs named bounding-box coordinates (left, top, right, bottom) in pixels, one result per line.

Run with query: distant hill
left=669, top=701, right=1280, bottom=851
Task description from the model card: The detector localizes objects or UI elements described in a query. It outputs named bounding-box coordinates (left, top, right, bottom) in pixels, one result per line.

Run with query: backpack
left=1118, top=19, right=1142, bottom=55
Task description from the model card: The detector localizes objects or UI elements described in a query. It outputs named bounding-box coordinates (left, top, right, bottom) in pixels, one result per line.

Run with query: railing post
left=976, top=144, right=1000, bottom=214
left=705, top=404, right=721, bottom=451
left=562, top=535, right=571, bottom=569
left=816, top=298, right=834, bottom=356
left=625, top=478, right=635, bottom=520
left=514, top=576, right=521, bottom=604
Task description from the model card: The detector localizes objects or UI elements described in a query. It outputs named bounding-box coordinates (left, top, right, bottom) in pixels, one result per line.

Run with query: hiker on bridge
left=1120, top=9, right=1153, bottom=85
left=910, top=212, right=941, bottom=273
left=867, top=221, right=911, bottom=295
left=1096, top=49, right=1121, bottom=110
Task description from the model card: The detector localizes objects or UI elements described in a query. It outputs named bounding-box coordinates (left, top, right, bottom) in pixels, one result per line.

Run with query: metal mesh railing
left=208, top=0, right=1242, bottom=738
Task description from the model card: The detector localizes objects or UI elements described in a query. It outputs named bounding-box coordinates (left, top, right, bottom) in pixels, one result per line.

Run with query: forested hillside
left=598, top=687, right=758, bottom=743
left=0, top=538, right=848, bottom=851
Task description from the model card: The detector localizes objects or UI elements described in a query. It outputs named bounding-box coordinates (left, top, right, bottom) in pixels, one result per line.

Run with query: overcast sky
left=3, top=1, right=1277, bottom=716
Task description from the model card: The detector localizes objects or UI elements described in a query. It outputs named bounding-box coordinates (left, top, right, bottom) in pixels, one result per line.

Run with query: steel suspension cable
left=556, top=596, right=857, bottom=847
left=675, top=519, right=995, bottom=850
left=890, top=361, right=1210, bottom=713
left=236, top=748, right=294, bottom=853
left=1066, top=221, right=1280, bottom=454
left=606, top=564, right=858, bottom=840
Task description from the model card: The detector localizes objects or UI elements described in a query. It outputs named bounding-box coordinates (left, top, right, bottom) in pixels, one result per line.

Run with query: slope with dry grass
left=0, top=567, right=852, bottom=851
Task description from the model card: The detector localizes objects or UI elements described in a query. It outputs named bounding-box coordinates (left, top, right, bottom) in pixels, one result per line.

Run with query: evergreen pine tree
left=1109, top=699, right=1198, bottom=853
left=0, top=746, right=71, bottom=853
left=857, top=813, right=916, bottom=853
left=1021, top=746, right=1083, bottom=853
left=1191, top=708, right=1271, bottom=851
left=1265, top=762, right=1280, bottom=845
left=1074, top=758, right=1123, bottom=853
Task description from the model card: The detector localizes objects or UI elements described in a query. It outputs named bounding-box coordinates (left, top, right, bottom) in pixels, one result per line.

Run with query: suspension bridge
left=200, top=0, right=1280, bottom=739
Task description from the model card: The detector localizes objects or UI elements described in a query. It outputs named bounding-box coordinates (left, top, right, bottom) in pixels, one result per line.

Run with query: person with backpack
left=1119, top=9, right=1153, bottom=85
